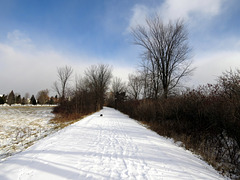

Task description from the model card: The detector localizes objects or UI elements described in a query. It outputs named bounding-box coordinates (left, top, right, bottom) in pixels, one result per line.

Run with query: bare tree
left=132, top=15, right=193, bottom=98
left=72, top=75, right=89, bottom=113
left=85, top=64, right=112, bottom=110
left=111, top=77, right=126, bottom=95
left=140, top=58, right=163, bottom=99
left=218, top=69, right=240, bottom=100
left=110, top=77, right=127, bottom=108
left=53, top=65, right=73, bottom=102
left=127, top=73, right=143, bottom=100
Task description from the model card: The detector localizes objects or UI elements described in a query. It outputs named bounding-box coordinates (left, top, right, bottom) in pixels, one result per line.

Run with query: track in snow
left=0, top=107, right=225, bottom=180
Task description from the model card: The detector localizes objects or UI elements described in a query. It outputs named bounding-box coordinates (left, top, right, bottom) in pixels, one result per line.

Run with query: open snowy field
left=0, top=107, right=226, bottom=180
left=0, top=106, right=57, bottom=161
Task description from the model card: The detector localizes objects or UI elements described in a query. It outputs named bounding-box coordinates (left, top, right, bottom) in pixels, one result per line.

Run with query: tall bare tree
left=53, top=65, right=73, bottom=102
left=111, top=77, right=126, bottom=95
left=132, top=15, right=193, bottom=98
left=85, top=64, right=112, bottom=110
left=127, top=73, right=143, bottom=100
left=110, top=77, right=126, bottom=108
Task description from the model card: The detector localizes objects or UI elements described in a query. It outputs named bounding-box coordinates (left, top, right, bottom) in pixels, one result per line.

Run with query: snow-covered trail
left=0, top=107, right=225, bottom=180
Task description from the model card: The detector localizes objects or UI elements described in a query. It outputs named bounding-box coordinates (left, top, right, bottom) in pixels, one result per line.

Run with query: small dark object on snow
left=100, top=114, right=103, bottom=117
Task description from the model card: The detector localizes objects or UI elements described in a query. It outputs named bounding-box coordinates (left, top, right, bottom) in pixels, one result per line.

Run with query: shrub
left=115, top=83, right=240, bottom=178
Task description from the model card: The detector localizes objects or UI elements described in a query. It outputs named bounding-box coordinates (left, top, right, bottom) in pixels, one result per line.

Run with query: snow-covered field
left=0, top=106, right=57, bottom=161
left=0, top=107, right=226, bottom=180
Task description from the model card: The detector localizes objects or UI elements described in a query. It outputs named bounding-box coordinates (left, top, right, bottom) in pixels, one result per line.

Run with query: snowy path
left=0, top=107, right=225, bottom=180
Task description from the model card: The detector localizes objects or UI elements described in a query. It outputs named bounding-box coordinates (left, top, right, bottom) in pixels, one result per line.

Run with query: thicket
left=115, top=70, right=240, bottom=179
left=52, top=90, right=96, bottom=117
left=53, top=64, right=112, bottom=121
left=52, top=84, right=98, bottom=124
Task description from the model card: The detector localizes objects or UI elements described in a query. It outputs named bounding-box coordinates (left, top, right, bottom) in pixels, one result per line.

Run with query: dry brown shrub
left=116, top=84, right=240, bottom=178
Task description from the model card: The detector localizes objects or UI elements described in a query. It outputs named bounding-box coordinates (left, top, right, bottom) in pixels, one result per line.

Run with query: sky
left=0, top=0, right=240, bottom=96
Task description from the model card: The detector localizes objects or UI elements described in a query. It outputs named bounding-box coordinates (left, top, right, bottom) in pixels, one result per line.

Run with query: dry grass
left=49, top=112, right=94, bottom=129
left=0, top=106, right=58, bottom=161
left=0, top=111, right=89, bottom=161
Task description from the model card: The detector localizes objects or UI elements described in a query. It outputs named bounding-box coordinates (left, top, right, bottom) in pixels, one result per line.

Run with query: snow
left=0, top=107, right=226, bottom=180
left=0, top=106, right=57, bottom=160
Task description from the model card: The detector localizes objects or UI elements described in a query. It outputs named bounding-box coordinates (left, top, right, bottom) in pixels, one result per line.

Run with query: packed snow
left=0, top=107, right=226, bottom=179
left=0, top=106, right=57, bottom=161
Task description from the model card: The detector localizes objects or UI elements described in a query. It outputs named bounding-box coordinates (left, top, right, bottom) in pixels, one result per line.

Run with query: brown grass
left=49, top=112, right=94, bottom=128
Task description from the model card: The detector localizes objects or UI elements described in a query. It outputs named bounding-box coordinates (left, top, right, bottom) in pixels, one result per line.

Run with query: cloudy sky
left=0, top=0, right=240, bottom=96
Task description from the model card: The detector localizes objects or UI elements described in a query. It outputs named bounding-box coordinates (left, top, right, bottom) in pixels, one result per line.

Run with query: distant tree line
left=0, top=89, right=59, bottom=106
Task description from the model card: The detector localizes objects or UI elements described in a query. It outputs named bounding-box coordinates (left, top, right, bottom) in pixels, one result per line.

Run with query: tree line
left=0, top=89, right=58, bottom=106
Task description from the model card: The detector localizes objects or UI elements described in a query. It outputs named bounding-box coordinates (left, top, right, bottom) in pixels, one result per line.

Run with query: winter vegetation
left=0, top=89, right=58, bottom=106
left=114, top=70, right=240, bottom=179
left=0, top=106, right=56, bottom=161
left=1, top=13, right=240, bottom=179
left=0, top=108, right=226, bottom=179
left=53, top=64, right=113, bottom=117
left=48, top=15, right=240, bottom=179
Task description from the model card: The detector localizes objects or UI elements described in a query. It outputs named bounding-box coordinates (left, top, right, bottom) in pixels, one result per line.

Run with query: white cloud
left=127, top=0, right=226, bottom=30
left=0, top=44, right=69, bottom=95
left=0, top=31, right=135, bottom=96
left=112, top=65, right=135, bottom=83
left=187, top=50, right=240, bottom=87
left=0, top=43, right=99, bottom=95
left=127, top=4, right=150, bottom=32
left=159, top=0, right=225, bottom=21
left=7, top=30, right=34, bottom=49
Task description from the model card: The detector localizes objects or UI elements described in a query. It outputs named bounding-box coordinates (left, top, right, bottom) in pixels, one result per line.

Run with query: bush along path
left=0, top=107, right=226, bottom=180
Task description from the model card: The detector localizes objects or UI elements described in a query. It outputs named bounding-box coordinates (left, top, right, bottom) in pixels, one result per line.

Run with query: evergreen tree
left=48, top=96, right=55, bottom=104
left=16, top=95, right=21, bottom=104
left=0, top=96, right=4, bottom=104
left=30, top=95, right=37, bottom=105
left=7, top=90, right=15, bottom=106
left=3, top=94, right=7, bottom=103
left=21, top=97, right=26, bottom=105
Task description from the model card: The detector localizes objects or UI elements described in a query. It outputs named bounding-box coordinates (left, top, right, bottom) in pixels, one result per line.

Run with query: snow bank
left=0, top=107, right=227, bottom=180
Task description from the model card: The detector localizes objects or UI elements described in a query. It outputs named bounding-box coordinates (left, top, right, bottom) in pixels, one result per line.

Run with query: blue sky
left=0, top=0, right=240, bottom=96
